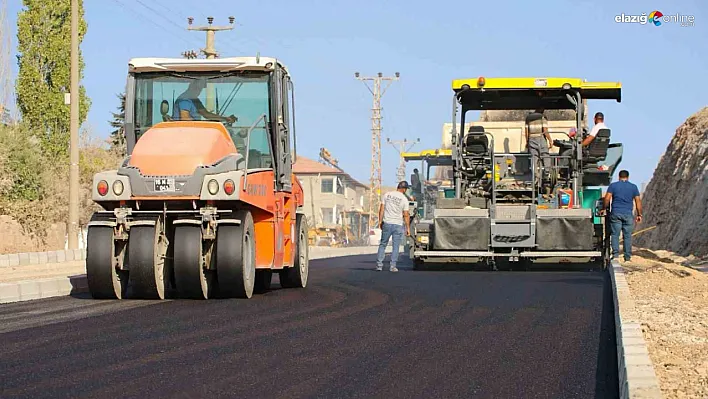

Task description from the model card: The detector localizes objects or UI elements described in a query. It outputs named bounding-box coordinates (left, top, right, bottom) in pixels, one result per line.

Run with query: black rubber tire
left=254, top=270, right=272, bottom=294
left=216, top=210, right=255, bottom=299
left=413, top=258, right=424, bottom=271
left=127, top=218, right=168, bottom=300
left=86, top=226, right=127, bottom=299
left=280, top=214, right=309, bottom=289
left=173, top=225, right=215, bottom=299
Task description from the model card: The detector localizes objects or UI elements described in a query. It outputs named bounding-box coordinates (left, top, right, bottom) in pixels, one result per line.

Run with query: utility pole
left=68, top=0, right=79, bottom=249
left=355, top=71, right=399, bottom=230
left=186, top=16, right=235, bottom=111
left=387, top=137, right=420, bottom=184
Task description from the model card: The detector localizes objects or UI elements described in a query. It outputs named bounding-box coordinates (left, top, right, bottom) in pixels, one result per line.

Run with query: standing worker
left=376, top=181, right=411, bottom=272
left=603, top=170, right=643, bottom=262
left=525, top=108, right=553, bottom=173
left=411, top=168, right=422, bottom=195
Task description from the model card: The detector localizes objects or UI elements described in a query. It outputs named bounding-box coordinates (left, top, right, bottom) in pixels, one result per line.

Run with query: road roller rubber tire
left=215, top=210, right=255, bottom=299
left=254, top=270, right=272, bottom=294
left=173, top=225, right=216, bottom=299
left=86, top=226, right=128, bottom=299
left=280, top=214, right=309, bottom=289
left=127, top=218, right=168, bottom=299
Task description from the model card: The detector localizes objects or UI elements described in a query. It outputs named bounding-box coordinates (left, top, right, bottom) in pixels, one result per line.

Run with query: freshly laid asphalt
left=0, top=254, right=618, bottom=399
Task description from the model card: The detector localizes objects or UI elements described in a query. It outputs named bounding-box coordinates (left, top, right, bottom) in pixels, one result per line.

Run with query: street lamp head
left=187, top=17, right=194, bottom=25
left=207, top=16, right=214, bottom=24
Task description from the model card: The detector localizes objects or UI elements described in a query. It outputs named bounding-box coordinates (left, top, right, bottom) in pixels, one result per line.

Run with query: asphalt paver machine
left=411, top=77, right=623, bottom=269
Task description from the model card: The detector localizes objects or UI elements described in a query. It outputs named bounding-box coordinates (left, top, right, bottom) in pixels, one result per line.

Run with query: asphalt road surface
left=0, top=255, right=618, bottom=399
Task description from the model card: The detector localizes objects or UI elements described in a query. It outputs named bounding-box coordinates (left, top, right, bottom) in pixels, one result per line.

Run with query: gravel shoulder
left=623, top=249, right=708, bottom=399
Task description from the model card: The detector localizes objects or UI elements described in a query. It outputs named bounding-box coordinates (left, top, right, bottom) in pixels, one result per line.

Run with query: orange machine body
left=129, top=121, right=237, bottom=176
left=127, top=121, right=304, bottom=271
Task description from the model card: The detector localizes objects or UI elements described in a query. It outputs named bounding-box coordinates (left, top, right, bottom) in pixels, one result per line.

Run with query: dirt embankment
left=0, top=216, right=67, bottom=253
left=634, top=107, right=708, bottom=258
left=625, top=249, right=708, bottom=399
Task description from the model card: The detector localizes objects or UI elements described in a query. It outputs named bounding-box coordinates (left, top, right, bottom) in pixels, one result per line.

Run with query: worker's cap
left=397, top=181, right=409, bottom=189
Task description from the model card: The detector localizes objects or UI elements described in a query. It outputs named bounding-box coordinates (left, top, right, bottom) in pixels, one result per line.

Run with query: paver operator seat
left=583, top=128, right=611, bottom=167
left=461, top=125, right=493, bottom=175
left=553, top=128, right=611, bottom=171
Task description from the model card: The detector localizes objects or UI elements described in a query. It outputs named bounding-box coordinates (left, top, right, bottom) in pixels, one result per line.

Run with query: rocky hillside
left=634, top=107, right=708, bottom=257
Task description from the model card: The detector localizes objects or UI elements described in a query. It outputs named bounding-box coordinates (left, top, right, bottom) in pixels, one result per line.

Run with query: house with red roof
left=292, top=155, right=369, bottom=236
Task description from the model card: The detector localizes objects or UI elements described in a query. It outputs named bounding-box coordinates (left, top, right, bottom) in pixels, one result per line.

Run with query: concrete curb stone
left=0, top=249, right=87, bottom=268
left=609, top=260, right=663, bottom=398
left=0, top=275, right=88, bottom=304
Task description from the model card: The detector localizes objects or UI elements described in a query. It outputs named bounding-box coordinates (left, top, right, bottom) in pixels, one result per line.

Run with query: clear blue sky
left=6, top=0, right=707, bottom=188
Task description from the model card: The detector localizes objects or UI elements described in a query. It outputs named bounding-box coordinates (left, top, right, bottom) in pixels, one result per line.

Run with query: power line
left=152, top=0, right=202, bottom=21
left=109, top=0, right=202, bottom=49
left=131, top=0, right=205, bottom=46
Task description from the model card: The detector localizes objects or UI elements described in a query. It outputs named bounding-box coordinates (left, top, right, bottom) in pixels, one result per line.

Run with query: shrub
left=0, top=122, right=122, bottom=248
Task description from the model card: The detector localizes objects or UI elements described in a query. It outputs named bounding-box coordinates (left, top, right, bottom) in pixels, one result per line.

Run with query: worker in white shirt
left=375, top=181, right=411, bottom=272
left=582, top=112, right=608, bottom=147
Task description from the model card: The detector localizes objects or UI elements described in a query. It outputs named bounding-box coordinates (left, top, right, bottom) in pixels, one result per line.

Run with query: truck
left=85, top=56, right=309, bottom=300
left=410, top=77, right=623, bottom=269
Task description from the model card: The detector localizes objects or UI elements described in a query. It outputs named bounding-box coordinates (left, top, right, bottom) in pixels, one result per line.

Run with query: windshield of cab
left=133, top=72, right=272, bottom=165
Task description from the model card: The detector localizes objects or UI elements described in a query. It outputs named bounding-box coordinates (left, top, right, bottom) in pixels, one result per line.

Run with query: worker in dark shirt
left=410, top=168, right=422, bottom=197
left=602, top=170, right=643, bottom=262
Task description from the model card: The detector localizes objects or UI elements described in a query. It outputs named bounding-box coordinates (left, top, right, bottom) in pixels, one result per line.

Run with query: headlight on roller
left=112, top=180, right=124, bottom=196
left=208, top=179, right=219, bottom=195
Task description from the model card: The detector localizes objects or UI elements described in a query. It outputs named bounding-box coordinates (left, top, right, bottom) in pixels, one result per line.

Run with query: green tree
left=15, top=0, right=91, bottom=158
left=108, top=92, right=126, bottom=156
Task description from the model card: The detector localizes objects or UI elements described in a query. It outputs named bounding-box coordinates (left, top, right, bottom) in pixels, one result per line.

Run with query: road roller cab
left=86, top=56, right=309, bottom=300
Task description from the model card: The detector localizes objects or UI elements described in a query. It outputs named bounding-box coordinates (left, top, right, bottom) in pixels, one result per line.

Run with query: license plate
left=153, top=178, right=175, bottom=192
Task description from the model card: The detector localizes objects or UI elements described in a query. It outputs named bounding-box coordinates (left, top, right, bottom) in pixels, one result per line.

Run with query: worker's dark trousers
left=610, top=213, right=634, bottom=261
left=528, top=135, right=551, bottom=173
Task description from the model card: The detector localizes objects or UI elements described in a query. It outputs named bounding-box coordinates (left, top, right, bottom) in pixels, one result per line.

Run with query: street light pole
left=68, top=0, right=79, bottom=249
